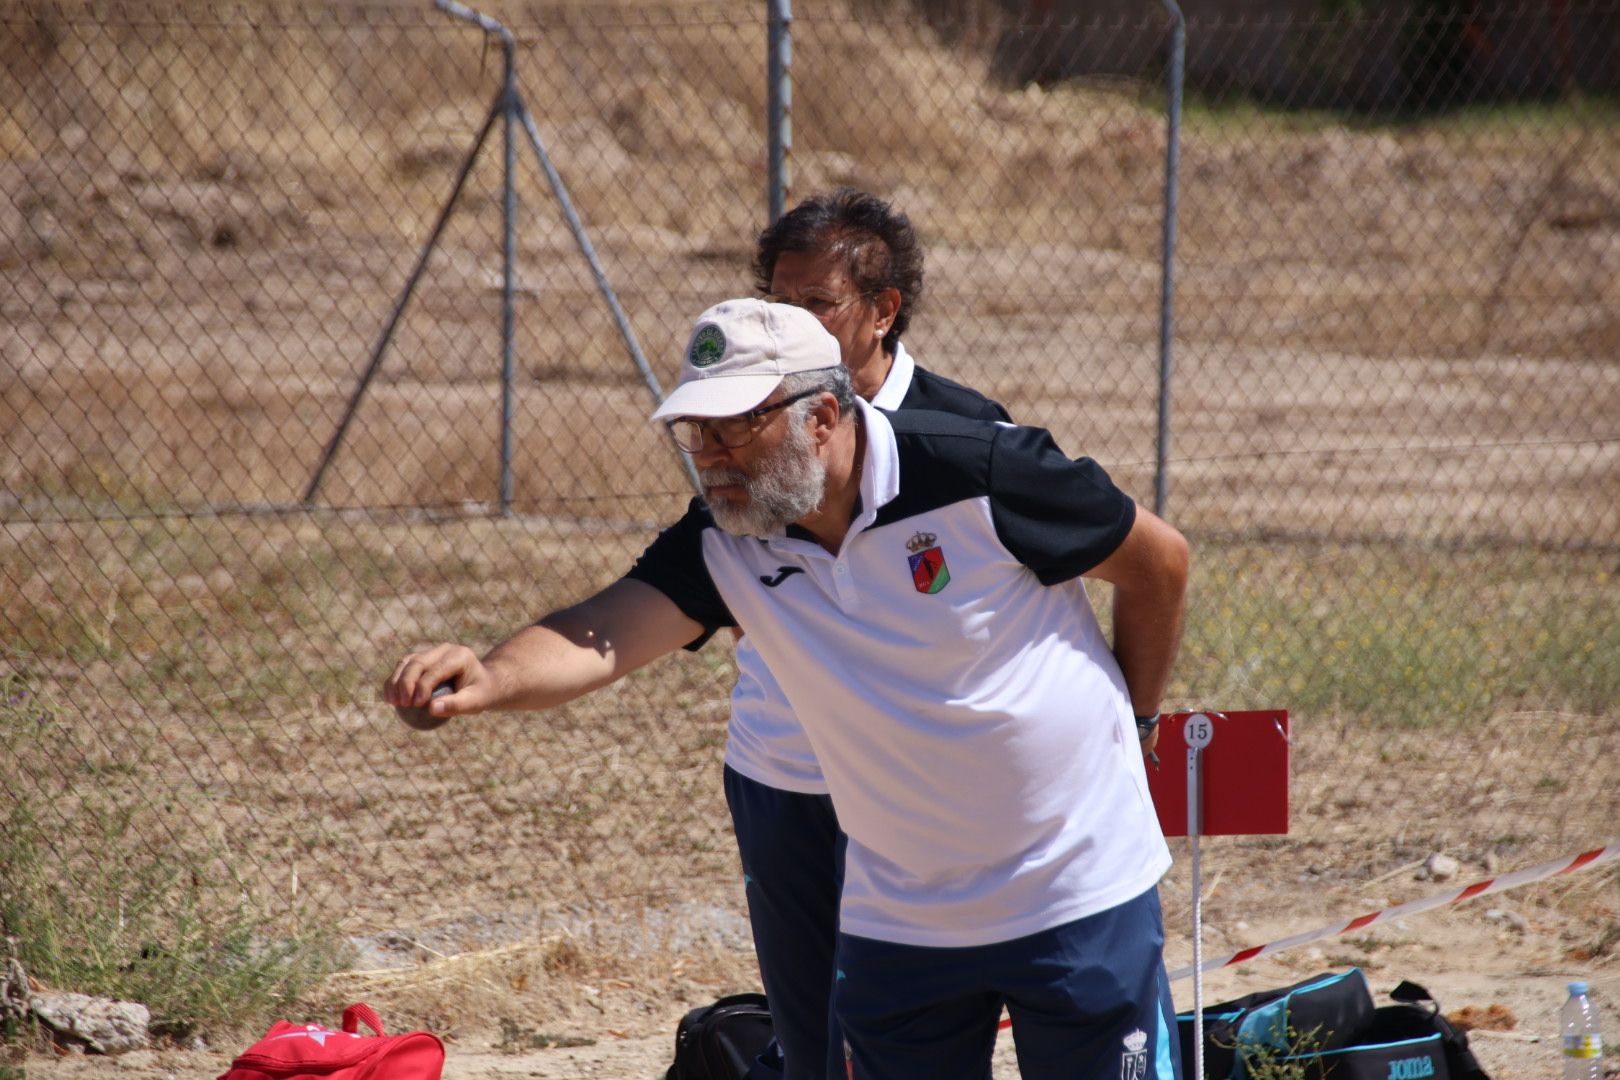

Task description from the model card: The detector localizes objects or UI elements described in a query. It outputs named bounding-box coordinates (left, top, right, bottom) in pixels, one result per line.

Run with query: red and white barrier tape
left=1168, top=842, right=1620, bottom=983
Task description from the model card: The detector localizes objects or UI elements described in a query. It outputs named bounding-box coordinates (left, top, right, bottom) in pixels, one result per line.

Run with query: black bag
left=1180, top=973, right=1491, bottom=1080
left=1178, top=969, right=1376, bottom=1079
left=1379, top=981, right=1490, bottom=1080
left=1300, top=1003, right=1450, bottom=1078
left=664, top=992, right=776, bottom=1080
left=1267, top=981, right=1490, bottom=1080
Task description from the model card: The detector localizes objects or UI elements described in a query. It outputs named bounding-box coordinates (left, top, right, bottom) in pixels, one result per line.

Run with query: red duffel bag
left=218, top=1002, right=443, bottom=1080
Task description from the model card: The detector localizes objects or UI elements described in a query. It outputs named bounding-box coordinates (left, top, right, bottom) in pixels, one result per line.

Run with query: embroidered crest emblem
left=1120, top=1028, right=1149, bottom=1080
left=688, top=324, right=726, bottom=368
left=905, top=531, right=950, bottom=594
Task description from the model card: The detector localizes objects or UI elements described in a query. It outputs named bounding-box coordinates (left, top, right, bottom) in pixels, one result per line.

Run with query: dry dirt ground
left=14, top=905, right=1620, bottom=1078
left=11, top=707, right=1618, bottom=1079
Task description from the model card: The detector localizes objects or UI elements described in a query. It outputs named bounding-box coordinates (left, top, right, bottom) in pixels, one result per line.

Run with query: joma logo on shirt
left=1387, top=1057, right=1436, bottom=1080
left=759, top=566, right=804, bottom=588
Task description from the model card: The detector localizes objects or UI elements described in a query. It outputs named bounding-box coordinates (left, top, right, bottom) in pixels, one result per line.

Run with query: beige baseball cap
left=649, top=298, right=841, bottom=422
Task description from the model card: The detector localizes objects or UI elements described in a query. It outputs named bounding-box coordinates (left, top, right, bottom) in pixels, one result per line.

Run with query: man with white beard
left=734, top=188, right=1014, bottom=1080
left=385, top=298, right=1189, bottom=1080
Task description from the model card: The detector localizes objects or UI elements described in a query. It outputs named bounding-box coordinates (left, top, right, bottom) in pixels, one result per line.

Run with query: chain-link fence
left=3, top=0, right=1617, bottom=1033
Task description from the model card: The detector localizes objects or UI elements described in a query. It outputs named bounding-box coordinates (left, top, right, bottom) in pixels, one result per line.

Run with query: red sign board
left=1144, top=710, right=1290, bottom=837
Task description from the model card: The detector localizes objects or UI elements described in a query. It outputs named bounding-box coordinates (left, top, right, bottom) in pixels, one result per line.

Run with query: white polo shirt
left=723, top=343, right=1012, bottom=794
left=628, top=400, right=1171, bottom=947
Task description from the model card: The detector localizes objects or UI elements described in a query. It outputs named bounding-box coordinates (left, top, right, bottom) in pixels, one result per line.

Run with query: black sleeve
left=623, top=498, right=736, bottom=648
left=988, top=425, right=1137, bottom=585
left=900, top=367, right=1013, bottom=423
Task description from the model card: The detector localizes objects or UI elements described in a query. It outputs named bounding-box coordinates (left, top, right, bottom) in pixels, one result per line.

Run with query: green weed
left=1226, top=1023, right=1330, bottom=1080
left=0, top=674, right=340, bottom=1041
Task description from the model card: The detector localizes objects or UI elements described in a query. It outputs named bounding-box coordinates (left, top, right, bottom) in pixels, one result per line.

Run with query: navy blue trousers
left=833, top=886, right=1183, bottom=1080
left=726, top=767, right=1000, bottom=1080
left=725, top=766, right=847, bottom=1080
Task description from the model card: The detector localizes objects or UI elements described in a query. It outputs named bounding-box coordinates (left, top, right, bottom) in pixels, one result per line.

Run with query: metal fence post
left=497, top=24, right=519, bottom=516
left=310, top=0, right=700, bottom=506
left=766, top=0, right=792, bottom=224
left=430, top=0, right=523, bottom=513
left=1154, top=0, right=1185, bottom=518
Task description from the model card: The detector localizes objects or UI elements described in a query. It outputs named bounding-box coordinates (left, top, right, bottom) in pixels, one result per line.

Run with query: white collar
left=868, top=342, right=915, bottom=412
left=850, top=397, right=901, bottom=532
left=761, top=398, right=900, bottom=551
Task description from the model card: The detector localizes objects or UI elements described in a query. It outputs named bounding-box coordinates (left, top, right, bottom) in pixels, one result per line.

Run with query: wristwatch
left=1134, top=712, right=1161, bottom=741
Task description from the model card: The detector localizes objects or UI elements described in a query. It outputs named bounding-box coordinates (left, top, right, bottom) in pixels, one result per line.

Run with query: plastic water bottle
left=1561, top=980, right=1603, bottom=1080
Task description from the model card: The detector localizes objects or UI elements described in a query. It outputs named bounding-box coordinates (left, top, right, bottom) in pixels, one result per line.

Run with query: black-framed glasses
left=666, top=389, right=822, bottom=453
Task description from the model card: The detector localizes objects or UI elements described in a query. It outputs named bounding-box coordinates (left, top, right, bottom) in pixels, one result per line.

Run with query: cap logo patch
left=688, top=324, right=727, bottom=368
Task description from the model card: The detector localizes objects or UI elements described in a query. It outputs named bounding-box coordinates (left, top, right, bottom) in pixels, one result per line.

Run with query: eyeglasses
left=667, top=389, right=822, bottom=453
left=765, top=292, right=866, bottom=320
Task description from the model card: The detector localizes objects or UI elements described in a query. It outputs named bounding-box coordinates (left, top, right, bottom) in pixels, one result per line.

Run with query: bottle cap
left=1569, top=980, right=1589, bottom=995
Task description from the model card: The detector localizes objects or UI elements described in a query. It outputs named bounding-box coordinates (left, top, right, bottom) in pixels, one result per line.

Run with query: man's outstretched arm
left=384, top=578, right=707, bottom=722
